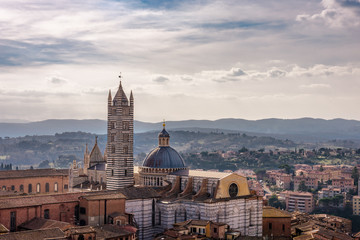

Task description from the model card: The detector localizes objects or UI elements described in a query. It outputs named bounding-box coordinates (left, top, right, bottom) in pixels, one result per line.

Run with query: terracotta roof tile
left=0, top=192, right=82, bottom=209
left=263, top=206, right=291, bottom=218
left=0, top=227, right=64, bottom=240
left=0, top=169, right=68, bottom=179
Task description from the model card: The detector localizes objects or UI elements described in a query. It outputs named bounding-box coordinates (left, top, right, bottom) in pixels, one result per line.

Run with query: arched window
left=20, top=185, right=24, bottom=192
left=54, top=182, right=58, bottom=192
left=36, top=183, right=41, bottom=193
left=44, top=209, right=50, bottom=219
left=45, top=183, right=50, bottom=193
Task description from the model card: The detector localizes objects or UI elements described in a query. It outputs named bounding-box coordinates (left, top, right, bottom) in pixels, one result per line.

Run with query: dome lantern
left=158, top=120, right=170, bottom=147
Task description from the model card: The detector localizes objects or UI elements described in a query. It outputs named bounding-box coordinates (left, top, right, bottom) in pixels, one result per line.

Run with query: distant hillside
left=0, top=131, right=296, bottom=168
left=2, top=118, right=360, bottom=142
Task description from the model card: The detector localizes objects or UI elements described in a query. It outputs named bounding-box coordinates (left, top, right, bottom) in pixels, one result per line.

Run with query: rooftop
left=0, top=168, right=68, bottom=179
left=0, top=227, right=64, bottom=240
left=263, top=206, right=291, bottom=218
left=0, top=192, right=82, bottom=209
left=18, top=218, right=72, bottom=231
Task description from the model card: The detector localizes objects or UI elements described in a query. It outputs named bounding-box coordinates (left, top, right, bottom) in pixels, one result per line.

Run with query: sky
left=0, top=0, right=360, bottom=122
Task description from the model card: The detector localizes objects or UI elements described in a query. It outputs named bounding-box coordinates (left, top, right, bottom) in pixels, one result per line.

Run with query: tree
left=279, top=164, right=292, bottom=174
left=268, top=194, right=285, bottom=209
left=255, top=169, right=266, bottom=180
left=38, top=160, right=50, bottom=169
left=298, top=181, right=308, bottom=192
left=239, top=147, right=248, bottom=153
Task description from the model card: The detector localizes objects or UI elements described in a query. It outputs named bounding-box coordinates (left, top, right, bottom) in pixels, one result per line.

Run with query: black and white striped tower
left=106, top=77, right=134, bottom=190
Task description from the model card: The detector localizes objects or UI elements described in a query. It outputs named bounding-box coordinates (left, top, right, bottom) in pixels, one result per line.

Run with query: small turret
left=130, top=90, right=134, bottom=106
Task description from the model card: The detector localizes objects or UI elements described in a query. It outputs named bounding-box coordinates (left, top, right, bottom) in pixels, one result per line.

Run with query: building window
left=122, top=122, right=129, bottom=130
left=123, top=146, right=128, bottom=154
left=2, top=186, right=6, bottom=190
left=78, top=234, right=84, bottom=240
left=111, top=169, right=114, bottom=176
left=100, top=177, right=103, bottom=184
left=36, top=183, right=41, bottom=193
left=11, top=185, right=15, bottom=191
left=10, top=211, right=16, bottom=232
left=20, top=185, right=24, bottom=192
left=124, top=170, right=127, bottom=176
left=45, top=183, right=50, bottom=193
left=111, top=134, right=115, bottom=142
left=123, top=134, right=129, bottom=142
left=282, top=224, right=285, bottom=231
left=64, top=184, right=68, bottom=190
left=269, top=223, right=272, bottom=230
left=111, top=122, right=116, bottom=129
left=44, top=209, right=50, bottom=219
left=124, top=158, right=127, bottom=167
left=111, top=145, right=115, bottom=153
left=80, top=207, right=86, bottom=214
left=54, top=182, right=58, bottom=192
left=214, top=228, right=217, bottom=233
left=28, top=184, right=32, bottom=193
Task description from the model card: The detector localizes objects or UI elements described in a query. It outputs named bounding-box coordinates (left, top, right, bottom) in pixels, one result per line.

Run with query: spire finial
left=95, top=136, right=98, bottom=144
left=163, top=119, right=165, bottom=129
left=119, top=72, right=122, bottom=87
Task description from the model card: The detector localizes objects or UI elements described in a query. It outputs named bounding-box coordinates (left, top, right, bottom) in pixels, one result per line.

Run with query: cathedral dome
left=142, top=146, right=186, bottom=169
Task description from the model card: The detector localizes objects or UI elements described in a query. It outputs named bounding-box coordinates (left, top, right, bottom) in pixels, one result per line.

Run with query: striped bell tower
left=106, top=78, right=134, bottom=190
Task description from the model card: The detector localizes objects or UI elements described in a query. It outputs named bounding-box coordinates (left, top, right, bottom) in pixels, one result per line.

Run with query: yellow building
left=353, top=196, right=360, bottom=215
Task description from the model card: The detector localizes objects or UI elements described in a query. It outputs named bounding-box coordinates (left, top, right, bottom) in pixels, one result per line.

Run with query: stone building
left=281, top=191, right=314, bottom=213
left=0, top=169, right=69, bottom=194
left=69, top=137, right=107, bottom=191
left=136, top=126, right=263, bottom=238
left=0, top=192, right=82, bottom=231
left=262, top=206, right=291, bottom=239
left=106, top=82, right=134, bottom=190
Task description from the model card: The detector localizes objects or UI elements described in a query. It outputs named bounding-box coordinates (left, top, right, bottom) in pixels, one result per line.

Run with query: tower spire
left=108, top=89, right=112, bottom=101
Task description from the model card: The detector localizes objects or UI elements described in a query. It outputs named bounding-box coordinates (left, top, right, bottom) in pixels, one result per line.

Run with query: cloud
left=48, top=76, right=67, bottom=84
left=296, top=0, right=360, bottom=27
left=268, top=69, right=286, bottom=78
left=181, top=76, right=193, bottom=81
left=153, top=76, right=169, bottom=83
left=300, top=83, right=331, bottom=89
left=229, top=68, right=246, bottom=76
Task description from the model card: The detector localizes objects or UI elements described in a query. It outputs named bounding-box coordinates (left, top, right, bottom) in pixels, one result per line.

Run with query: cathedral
left=70, top=81, right=263, bottom=240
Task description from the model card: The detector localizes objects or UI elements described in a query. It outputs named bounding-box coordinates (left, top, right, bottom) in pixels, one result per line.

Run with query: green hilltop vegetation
left=0, top=131, right=359, bottom=171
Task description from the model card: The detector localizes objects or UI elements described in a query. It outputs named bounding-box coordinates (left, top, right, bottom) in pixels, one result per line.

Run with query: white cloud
left=296, top=0, right=360, bottom=27
left=300, top=83, right=331, bottom=89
